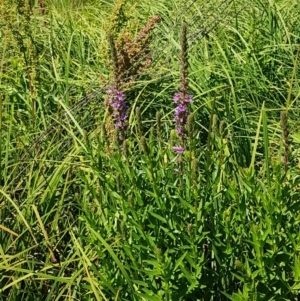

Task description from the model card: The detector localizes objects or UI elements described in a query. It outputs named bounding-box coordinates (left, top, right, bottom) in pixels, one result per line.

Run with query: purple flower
left=174, top=116, right=180, bottom=123
left=107, top=87, right=128, bottom=140
left=116, top=91, right=125, bottom=101
left=173, top=93, right=193, bottom=104
left=175, top=103, right=187, bottom=116
left=176, top=126, right=184, bottom=135
left=107, top=88, right=117, bottom=94
left=173, top=146, right=185, bottom=154
left=119, top=111, right=127, bottom=121
left=184, top=94, right=193, bottom=103
left=173, top=91, right=193, bottom=153
left=173, top=93, right=180, bottom=103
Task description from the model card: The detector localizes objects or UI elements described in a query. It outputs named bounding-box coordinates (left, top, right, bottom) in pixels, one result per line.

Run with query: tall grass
left=1, top=0, right=300, bottom=300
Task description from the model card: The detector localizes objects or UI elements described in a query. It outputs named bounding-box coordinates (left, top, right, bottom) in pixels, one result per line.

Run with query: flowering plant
left=107, top=87, right=128, bottom=141
left=173, top=92, right=193, bottom=154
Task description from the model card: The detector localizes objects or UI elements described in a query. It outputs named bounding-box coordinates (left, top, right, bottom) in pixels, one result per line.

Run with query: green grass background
left=1, top=0, right=300, bottom=300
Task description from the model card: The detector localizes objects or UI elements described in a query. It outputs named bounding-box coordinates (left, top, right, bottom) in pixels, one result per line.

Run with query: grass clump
left=1, top=0, right=300, bottom=300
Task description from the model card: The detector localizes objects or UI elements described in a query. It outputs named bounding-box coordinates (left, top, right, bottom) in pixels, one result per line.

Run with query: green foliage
left=1, top=0, right=300, bottom=300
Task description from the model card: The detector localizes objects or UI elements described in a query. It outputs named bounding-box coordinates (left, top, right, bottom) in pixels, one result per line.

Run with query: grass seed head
left=140, top=136, right=148, bottom=155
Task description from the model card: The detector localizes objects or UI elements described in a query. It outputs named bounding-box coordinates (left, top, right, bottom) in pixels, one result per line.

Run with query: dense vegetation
left=1, top=0, right=300, bottom=300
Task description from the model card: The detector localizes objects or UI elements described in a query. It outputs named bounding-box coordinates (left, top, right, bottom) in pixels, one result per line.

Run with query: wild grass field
left=0, top=0, right=300, bottom=300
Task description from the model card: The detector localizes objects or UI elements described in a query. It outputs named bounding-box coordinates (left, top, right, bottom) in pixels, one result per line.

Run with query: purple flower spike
left=173, top=93, right=193, bottom=104
left=173, top=146, right=185, bottom=154
left=173, top=91, right=193, bottom=153
left=107, top=87, right=128, bottom=141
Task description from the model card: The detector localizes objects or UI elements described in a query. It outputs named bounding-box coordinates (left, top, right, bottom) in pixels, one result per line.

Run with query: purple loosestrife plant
left=173, top=93, right=193, bottom=136
left=172, top=22, right=193, bottom=155
left=173, top=146, right=185, bottom=154
left=172, top=92, right=193, bottom=154
left=107, top=87, right=128, bottom=141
